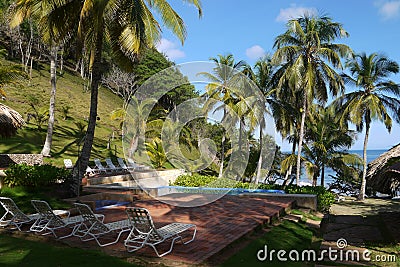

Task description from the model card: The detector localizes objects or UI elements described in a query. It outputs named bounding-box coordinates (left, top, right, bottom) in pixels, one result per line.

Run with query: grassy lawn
left=0, top=186, right=72, bottom=214
left=221, top=220, right=318, bottom=267
left=0, top=58, right=125, bottom=167
left=0, top=234, right=140, bottom=267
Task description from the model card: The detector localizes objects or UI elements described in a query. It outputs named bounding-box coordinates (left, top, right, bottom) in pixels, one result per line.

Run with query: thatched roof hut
left=367, top=144, right=400, bottom=195
left=0, top=103, right=25, bottom=138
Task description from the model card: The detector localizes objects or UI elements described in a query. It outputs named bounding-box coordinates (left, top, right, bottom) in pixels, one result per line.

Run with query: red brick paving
left=95, top=193, right=293, bottom=264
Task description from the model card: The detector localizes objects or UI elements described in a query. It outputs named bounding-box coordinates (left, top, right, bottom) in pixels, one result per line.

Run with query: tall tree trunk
left=359, top=121, right=370, bottom=200
left=218, top=134, right=225, bottom=178
left=321, top=164, right=325, bottom=187
left=41, top=46, right=58, bottom=157
left=255, top=118, right=265, bottom=184
left=284, top=142, right=296, bottom=183
left=238, top=117, right=245, bottom=181
left=59, top=48, right=64, bottom=74
left=74, top=30, right=104, bottom=193
left=296, top=95, right=307, bottom=185
left=218, top=109, right=227, bottom=179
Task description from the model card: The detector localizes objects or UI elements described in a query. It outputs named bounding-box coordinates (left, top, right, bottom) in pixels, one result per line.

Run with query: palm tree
left=199, top=54, right=247, bottom=178
left=31, top=0, right=201, bottom=181
left=11, top=2, right=62, bottom=157
left=304, top=105, right=361, bottom=186
left=272, top=14, right=352, bottom=185
left=245, top=56, right=275, bottom=184
left=335, top=52, right=400, bottom=200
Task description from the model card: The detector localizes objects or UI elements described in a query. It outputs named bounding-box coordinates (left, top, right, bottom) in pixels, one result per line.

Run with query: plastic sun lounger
left=0, top=197, right=39, bottom=231
left=63, top=159, right=73, bottom=170
left=105, top=158, right=122, bottom=173
left=124, top=207, right=196, bottom=257
left=73, top=203, right=131, bottom=247
left=117, top=158, right=132, bottom=172
left=126, top=158, right=149, bottom=171
left=30, top=200, right=86, bottom=239
left=94, top=158, right=113, bottom=173
left=85, top=165, right=99, bottom=176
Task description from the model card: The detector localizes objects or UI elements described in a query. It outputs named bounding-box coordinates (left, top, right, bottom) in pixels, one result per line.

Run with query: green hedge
left=3, top=163, right=72, bottom=187
left=172, top=174, right=335, bottom=212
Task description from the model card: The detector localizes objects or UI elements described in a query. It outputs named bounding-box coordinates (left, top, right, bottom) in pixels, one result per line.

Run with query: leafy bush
left=172, top=173, right=217, bottom=187
left=3, top=163, right=72, bottom=188
left=282, top=185, right=335, bottom=212
left=173, top=174, right=336, bottom=212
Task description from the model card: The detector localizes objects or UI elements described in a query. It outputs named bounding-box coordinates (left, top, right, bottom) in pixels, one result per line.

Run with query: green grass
left=1, top=59, right=125, bottom=166
left=291, top=209, right=322, bottom=222
left=0, top=186, right=71, bottom=214
left=221, top=220, right=317, bottom=267
left=0, top=234, right=140, bottom=267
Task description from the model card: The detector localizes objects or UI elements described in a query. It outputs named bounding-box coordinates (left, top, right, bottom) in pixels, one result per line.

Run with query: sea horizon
left=288, top=149, right=389, bottom=186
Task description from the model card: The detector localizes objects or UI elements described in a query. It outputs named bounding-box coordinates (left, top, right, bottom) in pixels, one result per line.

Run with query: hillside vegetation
left=0, top=58, right=124, bottom=167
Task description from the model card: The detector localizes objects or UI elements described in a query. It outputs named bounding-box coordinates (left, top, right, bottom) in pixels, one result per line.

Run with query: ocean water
left=298, top=149, right=387, bottom=186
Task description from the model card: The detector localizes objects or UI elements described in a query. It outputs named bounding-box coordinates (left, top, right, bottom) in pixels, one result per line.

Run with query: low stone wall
left=0, top=154, right=43, bottom=168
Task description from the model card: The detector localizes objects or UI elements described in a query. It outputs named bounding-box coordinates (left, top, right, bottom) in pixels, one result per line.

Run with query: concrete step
left=87, top=174, right=132, bottom=185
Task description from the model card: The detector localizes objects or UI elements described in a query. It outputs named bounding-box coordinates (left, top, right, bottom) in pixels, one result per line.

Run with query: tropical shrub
left=172, top=174, right=217, bottom=187
left=3, top=164, right=72, bottom=187
left=268, top=185, right=335, bottom=212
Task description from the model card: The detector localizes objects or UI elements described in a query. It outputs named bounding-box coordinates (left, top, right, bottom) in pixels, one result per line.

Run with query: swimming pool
left=156, top=185, right=285, bottom=196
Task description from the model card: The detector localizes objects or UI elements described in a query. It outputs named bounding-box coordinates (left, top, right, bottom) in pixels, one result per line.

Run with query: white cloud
left=156, top=38, right=186, bottom=60
left=276, top=4, right=317, bottom=22
left=245, top=45, right=265, bottom=60
left=375, top=1, right=400, bottom=20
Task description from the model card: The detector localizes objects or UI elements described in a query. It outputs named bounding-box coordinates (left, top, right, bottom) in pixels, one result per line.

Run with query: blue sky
left=156, top=0, right=400, bottom=151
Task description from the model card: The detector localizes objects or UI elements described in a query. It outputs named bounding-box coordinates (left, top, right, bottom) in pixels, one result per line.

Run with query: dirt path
left=319, top=198, right=400, bottom=266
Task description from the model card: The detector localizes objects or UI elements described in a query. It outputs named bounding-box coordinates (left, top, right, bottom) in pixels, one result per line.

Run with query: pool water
left=95, top=200, right=131, bottom=211
left=156, top=186, right=285, bottom=196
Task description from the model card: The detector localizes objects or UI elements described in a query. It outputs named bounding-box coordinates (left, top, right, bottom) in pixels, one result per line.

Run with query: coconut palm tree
left=334, top=52, right=400, bottom=200
left=244, top=56, right=275, bottom=184
left=272, top=14, right=352, bottom=185
left=199, top=54, right=247, bottom=178
left=27, top=0, right=201, bottom=181
left=304, top=105, right=361, bottom=186
left=11, top=3, right=62, bottom=157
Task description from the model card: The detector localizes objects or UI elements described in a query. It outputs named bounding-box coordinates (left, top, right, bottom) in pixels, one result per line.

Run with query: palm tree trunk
left=74, top=30, right=104, bottom=188
left=41, top=46, right=58, bottom=157
left=218, top=134, right=225, bottom=178
left=296, top=96, right=307, bottom=185
left=321, top=164, right=325, bottom=187
left=284, top=142, right=296, bottom=183
left=359, top=121, right=370, bottom=200
left=255, top=118, right=265, bottom=184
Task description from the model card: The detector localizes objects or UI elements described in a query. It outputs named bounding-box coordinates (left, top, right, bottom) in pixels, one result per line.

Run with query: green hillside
left=0, top=58, right=125, bottom=167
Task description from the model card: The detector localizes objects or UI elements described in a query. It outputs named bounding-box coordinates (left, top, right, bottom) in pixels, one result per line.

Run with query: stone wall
left=0, top=154, right=43, bottom=168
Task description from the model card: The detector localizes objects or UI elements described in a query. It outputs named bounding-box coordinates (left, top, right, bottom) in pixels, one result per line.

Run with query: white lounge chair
left=0, top=197, right=39, bottom=231
left=94, top=158, right=112, bottom=173
left=117, top=158, right=134, bottom=172
left=73, top=203, right=131, bottom=247
left=85, top=165, right=99, bottom=176
left=63, top=159, right=73, bottom=170
left=105, top=158, right=122, bottom=173
left=126, top=158, right=149, bottom=171
left=30, top=200, right=84, bottom=239
left=124, top=207, right=196, bottom=257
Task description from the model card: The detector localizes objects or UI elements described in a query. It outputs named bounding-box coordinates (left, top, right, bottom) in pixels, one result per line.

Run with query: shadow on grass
left=219, top=220, right=316, bottom=267
left=0, top=234, right=139, bottom=267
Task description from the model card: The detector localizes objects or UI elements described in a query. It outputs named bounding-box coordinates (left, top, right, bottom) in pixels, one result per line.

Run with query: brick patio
left=89, top=193, right=294, bottom=264
left=1, top=193, right=293, bottom=265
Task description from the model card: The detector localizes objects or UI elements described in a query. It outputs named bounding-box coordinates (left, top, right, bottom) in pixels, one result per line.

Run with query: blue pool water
left=95, top=200, right=130, bottom=211
left=156, top=185, right=285, bottom=196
